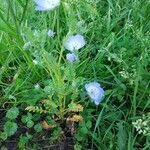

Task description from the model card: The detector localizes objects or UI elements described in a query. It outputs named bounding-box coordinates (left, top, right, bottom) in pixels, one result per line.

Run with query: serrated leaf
left=21, top=113, right=33, bottom=123
left=68, top=102, right=83, bottom=112
left=34, top=123, right=42, bottom=132
left=4, top=121, right=18, bottom=137
left=6, top=107, right=19, bottom=120
left=0, top=132, right=7, bottom=141
left=21, top=115, right=27, bottom=123
left=27, top=120, right=34, bottom=128
left=86, top=121, right=92, bottom=128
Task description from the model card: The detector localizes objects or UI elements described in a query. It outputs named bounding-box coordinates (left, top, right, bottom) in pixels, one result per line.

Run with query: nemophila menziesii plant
left=0, top=0, right=150, bottom=149
left=66, top=53, right=78, bottom=63
left=64, top=34, right=86, bottom=52
left=85, top=82, right=105, bottom=105
left=34, top=0, right=60, bottom=11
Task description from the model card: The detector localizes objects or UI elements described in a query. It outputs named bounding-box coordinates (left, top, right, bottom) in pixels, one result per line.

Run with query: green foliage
left=18, top=133, right=33, bottom=150
left=74, top=143, right=82, bottom=150
left=49, top=127, right=62, bottom=145
left=6, top=107, right=19, bottom=120
left=0, top=0, right=150, bottom=149
left=0, top=132, right=7, bottom=141
left=34, top=123, right=42, bottom=133
left=4, top=121, right=18, bottom=137
left=117, top=122, right=127, bottom=150
left=21, top=113, right=34, bottom=128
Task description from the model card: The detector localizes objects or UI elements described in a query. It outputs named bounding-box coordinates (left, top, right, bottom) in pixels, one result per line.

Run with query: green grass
left=0, top=0, right=150, bottom=149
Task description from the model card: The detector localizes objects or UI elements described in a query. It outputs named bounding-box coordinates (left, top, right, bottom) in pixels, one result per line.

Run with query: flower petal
left=66, top=53, right=78, bottom=63
left=64, top=34, right=86, bottom=52
left=85, top=82, right=105, bottom=105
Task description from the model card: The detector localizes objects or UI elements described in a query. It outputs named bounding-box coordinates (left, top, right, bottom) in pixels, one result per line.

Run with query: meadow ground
left=0, top=0, right=150, bottom=149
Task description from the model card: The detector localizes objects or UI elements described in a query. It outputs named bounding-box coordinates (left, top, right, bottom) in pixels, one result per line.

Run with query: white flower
left=34, top=0, right=60, bottom=11
left=47, top=29, right=55, bottom=37
left=66, top=53, right=78, bottom=63
left=23, top=41, right=31, bottom=50
left=85, top=82, right=105, bottom=105
left=33, top=59, right=38, bottom=65
left=64, top=34, right=86, bottom=52
left=34, top=83, right=40, bottom=89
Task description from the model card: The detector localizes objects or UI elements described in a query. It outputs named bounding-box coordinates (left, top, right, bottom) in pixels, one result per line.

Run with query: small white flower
left=47, top=29, right=56, bottom=37
left=34, top=83, right=40, bottom=89
left=142, top=121, right=148, bottom=126
left=143, top=130, right=147, bottom=135
left=138, top=129, right=143, bottom=134
left=34, top=0, right=60, bottom=11
left=64, top=34, right=86, bottom=52
left=85, top=82, right=105, bottom=105
left=33, top=59, right=38, bottom=65
left=66, top=53, right=78, bottom=63
left=23, top=41, right=31, bottom=50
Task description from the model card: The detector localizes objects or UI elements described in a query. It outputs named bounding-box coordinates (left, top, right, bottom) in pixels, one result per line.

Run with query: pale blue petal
left=85, top=82, right=105, bottom=105
left=64, top=34, right=86, bottom=52
left=35, top=5, right=49, bottom=11
left=66, top=53, right=77, bottom=63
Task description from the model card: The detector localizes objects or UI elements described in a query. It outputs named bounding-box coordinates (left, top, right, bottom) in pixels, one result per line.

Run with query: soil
left=0, top=123, right=74, bottom=150
left=1, top=133, right=74, bottom=150
left=1, top=137, right=74, bottom=150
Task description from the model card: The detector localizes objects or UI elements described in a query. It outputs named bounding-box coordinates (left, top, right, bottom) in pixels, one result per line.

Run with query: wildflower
left=34, top=83, right=40, bottom=89
left=132, top=118, right=150, bottom=135
left=34, top=0, right=60, bottom=11
left=66, top=53, right=77, bottom=63
left=64, top=34, right=86, bottom=52
left=23, top=41, right=31, bottom=50
left=47, top=29, right=55, bottom=37
left=85, top=82, right=105, bottom=105
left=33, top=59, right=38, bottom=65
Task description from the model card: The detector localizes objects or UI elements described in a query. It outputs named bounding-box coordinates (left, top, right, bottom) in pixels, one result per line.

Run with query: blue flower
left=34, top=0, right=60, bottom=11
left=64, top=34, right=86, bottom=52
left=85, top=82, right=105, bottom=105
left=66, top=53, right=78, bottom=63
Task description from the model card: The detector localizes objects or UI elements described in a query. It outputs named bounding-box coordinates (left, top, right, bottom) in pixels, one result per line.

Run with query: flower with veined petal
left=64, top=34, right=86, bottom=52
left=66, top=53, right=78, bottom=63
left=85, top=82, right=105, bottom=105
left=34, top=0, right=60, bottom=11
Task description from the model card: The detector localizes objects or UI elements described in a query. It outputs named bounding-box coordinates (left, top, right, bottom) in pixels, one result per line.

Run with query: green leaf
left=21, top=113, right=33, bottom=123
left=74, top=143, right=82, bottom=150
left=86, top=121, right=92, bottom=129
left=6, top=107, right=19, bottom=120
left=0, top=146, right=8, bottom=150
left=0, top=132, right=7, bottom=141
left=4, top=121, right=18, bottom=137
left=21, top=115, right=28, bottom=123
left=68, top=102, right=77, bottom=110
left=34, top=123, right=42, bottom=132
left=27, top=120, right=34, bottom=128
left=117, top=122, right=127, bottom=150
left=18, top=135, right=28, bottom=150
left=81, top=126, right=88, bottom=135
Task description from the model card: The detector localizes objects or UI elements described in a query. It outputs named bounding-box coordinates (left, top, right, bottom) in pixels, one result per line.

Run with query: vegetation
left=0, top=0, right=150, bottom=149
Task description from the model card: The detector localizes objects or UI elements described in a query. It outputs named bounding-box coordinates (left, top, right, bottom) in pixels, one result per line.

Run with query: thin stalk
left=7, top=0, right=19, bottom=34
left=20, top=0, right=29, bottom=24
left=59, top=96, right=64, bottom=119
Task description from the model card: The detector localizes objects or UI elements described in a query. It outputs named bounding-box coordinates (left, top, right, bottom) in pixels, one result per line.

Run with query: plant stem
left=59, top=96, right=64, bottom=119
